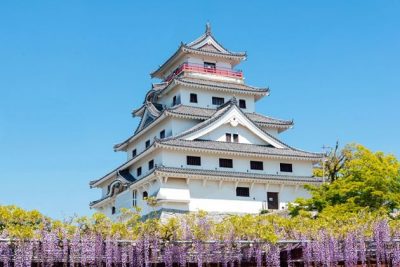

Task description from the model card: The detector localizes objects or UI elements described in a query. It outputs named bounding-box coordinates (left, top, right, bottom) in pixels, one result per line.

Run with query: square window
left=233, top=134, right=239, bottom=143
left=250, top=161, right=264, bottom=170
left=160, top=130, right=165, bottom=139
left=145, top=140, right=150, bottom=148
left=219, top=158, right=233, bottom=168
left=187, top=156, right=201, bottom=166
left=137, top=167, right=142, bottom=177
left=190, top=93, right=198, bottom=103
left=236, top=187, right=250, bottom=197
left=212, top=97, right=224, bottom=106
left=225, top=133, right=232, bottom=142
left=239, top=99, right=247, bottom=109
left=148, top=160, right=154, bottom=170
left=280, top=163, right=293, bottom=172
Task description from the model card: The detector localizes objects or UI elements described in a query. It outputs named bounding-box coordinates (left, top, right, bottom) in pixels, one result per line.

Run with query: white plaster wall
left=177, top=87, right=255, bottom=112
left=159, top=86, right=255, bottom=112
left=171, top=118, right=200, bottom=136
left=161, top=150, right=314, bottom=177
left=200, top=124, right=266, bottom=145
left=125, top=119, right=173, bottom=159
left=153, top=178, right=310, bottom=214
left=127, top=151, right=162, bottom=180
left=188, top=180, right=310, bottom=213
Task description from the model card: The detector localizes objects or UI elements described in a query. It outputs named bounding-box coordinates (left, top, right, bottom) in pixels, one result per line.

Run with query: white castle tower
left=89, top=24, right=323, bottom=219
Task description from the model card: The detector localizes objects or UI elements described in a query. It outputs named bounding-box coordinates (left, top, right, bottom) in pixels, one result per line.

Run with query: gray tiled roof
left=169, top=77, right=269, bottom=94
left=158, top=139, right=323, bottom=160
left=155, top=166, right=322, bottom=184
left=118, top=98, right=294, bottom=151
left=167, top=105, right=293, bottom=127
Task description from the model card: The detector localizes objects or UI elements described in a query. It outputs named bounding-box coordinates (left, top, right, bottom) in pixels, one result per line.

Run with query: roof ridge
left=176, top=77, right=269, bottom=92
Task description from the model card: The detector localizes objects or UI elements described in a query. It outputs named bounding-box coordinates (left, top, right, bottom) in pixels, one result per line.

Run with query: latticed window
left=219, top=158, right=233, bottom=168
left=190, top=93, right=198, bottom=103
left=280, top=163, right=293, bottom=172
left=239, top=99, right=247, bottom=109
left=236, top=187, right=250, bottom=197
left=148, top=159, right=154, bottom=170
left=233, top=134, right=239, bottom=143
left=212, top=97, right=224, bottom=106
left=226, top=133, right=232, bottom=142
left=187, top=156, right=201, bottom=166
left=160, top=130, right=165, bottom=139
left=250, top=161, right=264, bottom=170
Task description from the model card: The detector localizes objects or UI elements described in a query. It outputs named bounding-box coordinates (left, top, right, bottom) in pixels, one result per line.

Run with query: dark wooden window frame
left=236, top=187, right=250, bottom=197
left=219, top=158, right=233, bottom=168
left=280, top=163, right=293, bottom=172
left=187, top=156, right=201, bottom=166
left=225, top=133, right=232, bottom=142
left=212, top=97, right=224, bottom=106
left=239, top=99, right=247, bottom=109
left=160, top=130, right=165, bottom=139
left=233, top=134, right=239, bottom=143
left=250, top=161, right=264, bottom=170
left=190, top=93, right=198, bottom=103
left=148, top=159, right=154, bottom=170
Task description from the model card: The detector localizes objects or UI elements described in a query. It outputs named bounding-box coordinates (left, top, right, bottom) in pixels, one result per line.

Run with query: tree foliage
left=291, top=144, right=400, bottom=216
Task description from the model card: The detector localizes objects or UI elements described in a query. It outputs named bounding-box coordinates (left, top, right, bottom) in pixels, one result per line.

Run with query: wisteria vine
left=1, top=219, right=400, bottom=266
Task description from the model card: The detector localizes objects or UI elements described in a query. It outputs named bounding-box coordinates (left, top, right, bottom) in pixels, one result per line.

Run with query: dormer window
left=212, top=97, right=224, bottom=106
left=204, top=62, right=216, bottom=69
left=239, top=99, right=247, bottom=109
left=190, top=93, right=198, bottom=103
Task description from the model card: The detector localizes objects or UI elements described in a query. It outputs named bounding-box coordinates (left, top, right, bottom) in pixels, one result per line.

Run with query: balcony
left=164, top=63, right=243, bottom=82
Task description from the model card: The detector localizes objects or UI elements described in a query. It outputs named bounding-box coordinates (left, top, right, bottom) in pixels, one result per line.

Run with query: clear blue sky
left=1, top=1, right=399, bottom=219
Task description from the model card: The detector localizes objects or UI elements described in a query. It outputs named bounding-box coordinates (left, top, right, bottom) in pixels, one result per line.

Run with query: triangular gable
left=178, top=104, right=288, bottom=149
left=189, top=34, right=230, bottom=54
left=136, top=109, right=155, bottom=133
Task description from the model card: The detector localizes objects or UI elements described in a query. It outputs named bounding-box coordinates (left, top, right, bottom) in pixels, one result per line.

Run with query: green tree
left=291, top=144, right=400, bottom=216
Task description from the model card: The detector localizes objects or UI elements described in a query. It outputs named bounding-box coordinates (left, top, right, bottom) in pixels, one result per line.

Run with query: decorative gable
left=179, top=102, right=287, bottom=149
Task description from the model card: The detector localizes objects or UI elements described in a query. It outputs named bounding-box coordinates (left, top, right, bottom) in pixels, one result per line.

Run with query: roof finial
left=205, top=21, right=211, bottom=35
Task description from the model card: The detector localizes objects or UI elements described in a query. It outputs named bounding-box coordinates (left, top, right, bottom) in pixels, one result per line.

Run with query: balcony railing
left=165, top=63, right=243, bottom=82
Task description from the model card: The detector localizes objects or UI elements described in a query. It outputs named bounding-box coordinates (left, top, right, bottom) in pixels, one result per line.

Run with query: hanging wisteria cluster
left=1, top=219, right=400, bottom=267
